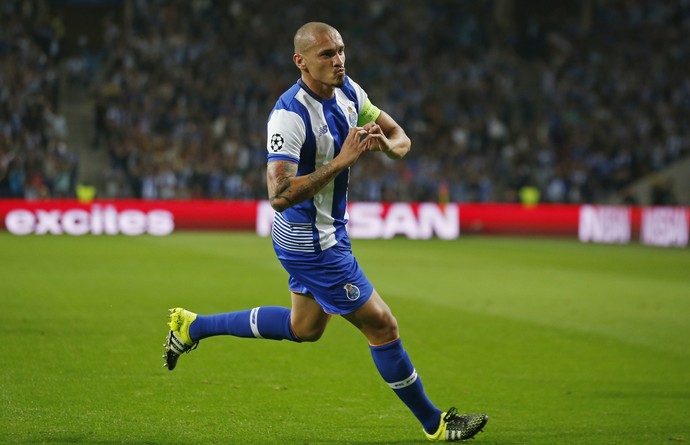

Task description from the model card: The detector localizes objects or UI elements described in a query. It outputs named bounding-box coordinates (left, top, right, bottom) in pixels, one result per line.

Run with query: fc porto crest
left=347, top=105, right=358, bottom=127
left=344, top=283, right=361, bottom=301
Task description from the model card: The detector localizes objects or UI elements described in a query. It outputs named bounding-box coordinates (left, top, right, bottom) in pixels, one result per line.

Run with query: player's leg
left=343, top=290, right=488, bottom=441
left=341, top=289, right=398, bottom=344
left=343, top=290, right=441, bottom=432
left=183, top=291, right=329, bottom=343
left=180, top=303, right=301, bottom=342
left=343, top=291, right=488, bottom=441
left=185, top=305, right=298, bottom=342
left=163, top=304, right=300, bottom=370
left=289, top=291, right=331, bottom=342
left=342, top=290, right=443, bottom=435
left=163, top=292, right=330, bottom=370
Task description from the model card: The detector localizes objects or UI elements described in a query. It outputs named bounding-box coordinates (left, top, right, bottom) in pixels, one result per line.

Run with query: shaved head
left=294, top=22, right=340, bottom=54
left=292, top=22, right=346, bottom=98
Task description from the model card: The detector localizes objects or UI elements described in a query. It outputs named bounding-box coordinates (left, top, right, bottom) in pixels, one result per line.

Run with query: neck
left=300, top=75, right=336, bottom=99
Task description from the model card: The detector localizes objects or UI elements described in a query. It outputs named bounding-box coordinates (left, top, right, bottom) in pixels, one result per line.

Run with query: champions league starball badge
left=270, top=133, right=284, bottom=152
left=344, top=283, right=361, bottom=301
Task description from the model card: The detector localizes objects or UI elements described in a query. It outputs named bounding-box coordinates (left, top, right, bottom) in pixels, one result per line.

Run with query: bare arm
left=267, top=126, right=370, bottom=212
left=363, top=110, right=411, bottom=160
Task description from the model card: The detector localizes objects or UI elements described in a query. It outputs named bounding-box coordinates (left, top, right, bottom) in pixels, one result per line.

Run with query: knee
left=367, top=310, right=399, bottom=345
left=290, top=317, right=328, bottom=342
left=377, top=313, right=400, bottom=343
left=292, top=324, right=326, bottom=342
left=344, top=294, right=401, bottom=344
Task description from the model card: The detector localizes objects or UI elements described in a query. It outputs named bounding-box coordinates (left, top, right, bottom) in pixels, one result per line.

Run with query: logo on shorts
left=344, top=283, right=361, bottom=301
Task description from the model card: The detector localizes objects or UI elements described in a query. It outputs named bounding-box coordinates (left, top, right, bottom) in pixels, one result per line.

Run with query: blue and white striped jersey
left=266, top=76, right=374, bottom=257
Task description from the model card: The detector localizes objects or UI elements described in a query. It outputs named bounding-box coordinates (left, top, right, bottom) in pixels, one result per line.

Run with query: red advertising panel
left=640, top=207, right=689, bottom=247
left=1, top=200, right=687, bottom=247
left=459, top=204, right=580, bottom=236
left=0, top=199, right=257, bottom=235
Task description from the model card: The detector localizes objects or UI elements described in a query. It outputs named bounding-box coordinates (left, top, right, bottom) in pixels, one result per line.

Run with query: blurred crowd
left=2, top=0, right=689, bottom=204
left=0, top=0, right=78, bottom=199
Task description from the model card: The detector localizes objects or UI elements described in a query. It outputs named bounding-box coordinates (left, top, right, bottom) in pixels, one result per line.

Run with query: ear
left=293, top=53, right=307, bottom=71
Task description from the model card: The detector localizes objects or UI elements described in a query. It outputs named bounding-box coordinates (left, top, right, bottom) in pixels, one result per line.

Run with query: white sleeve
left=267, top=109, right=305, bottom=161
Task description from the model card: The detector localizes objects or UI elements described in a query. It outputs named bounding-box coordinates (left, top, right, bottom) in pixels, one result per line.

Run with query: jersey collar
left=298, top=78, right=338, bottom=103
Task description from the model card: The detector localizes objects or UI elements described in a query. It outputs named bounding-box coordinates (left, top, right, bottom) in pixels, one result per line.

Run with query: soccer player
left=164, top=22, right=488, bottom=442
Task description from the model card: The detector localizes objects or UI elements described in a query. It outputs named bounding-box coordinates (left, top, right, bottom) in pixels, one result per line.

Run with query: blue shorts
left=275, top=239, right=373, bottom=315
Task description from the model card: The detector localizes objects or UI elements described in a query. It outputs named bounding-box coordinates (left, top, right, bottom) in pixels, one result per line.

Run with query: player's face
left=301, top=30, right=346, bottom=94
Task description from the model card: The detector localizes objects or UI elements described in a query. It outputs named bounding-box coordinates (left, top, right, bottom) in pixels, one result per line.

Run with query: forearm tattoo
left=269, top=162, right=298, bottom=208
left=268, top=161, right=342, bottom=210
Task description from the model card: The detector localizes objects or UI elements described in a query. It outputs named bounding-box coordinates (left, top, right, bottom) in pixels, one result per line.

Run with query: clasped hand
left=337, top=124, right=390, bottom=167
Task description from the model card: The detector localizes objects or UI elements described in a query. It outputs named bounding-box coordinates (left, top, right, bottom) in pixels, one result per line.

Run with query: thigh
left=290, top=291, right=331, bottom=341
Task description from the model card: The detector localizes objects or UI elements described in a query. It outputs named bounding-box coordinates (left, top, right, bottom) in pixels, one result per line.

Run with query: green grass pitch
left=1, top=232, right=689, bottom=444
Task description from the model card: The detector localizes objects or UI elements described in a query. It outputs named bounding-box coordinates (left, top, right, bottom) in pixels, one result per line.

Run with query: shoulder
left=271, top=80, right=327, bottom=127
left=273, top=82, right=305, bottom=113
left=269, top=83, right=307, bottom=130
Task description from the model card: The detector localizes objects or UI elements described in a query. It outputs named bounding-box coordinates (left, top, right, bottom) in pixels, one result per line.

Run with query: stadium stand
left=2, top=0, right=688, bottom=204
left=0, top=0, right=79, bottom=199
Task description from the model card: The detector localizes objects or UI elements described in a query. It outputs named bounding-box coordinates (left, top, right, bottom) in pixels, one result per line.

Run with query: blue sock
left=370, top=338, right=442, bottom=434
left=189, top=306, right=300, bottom=342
